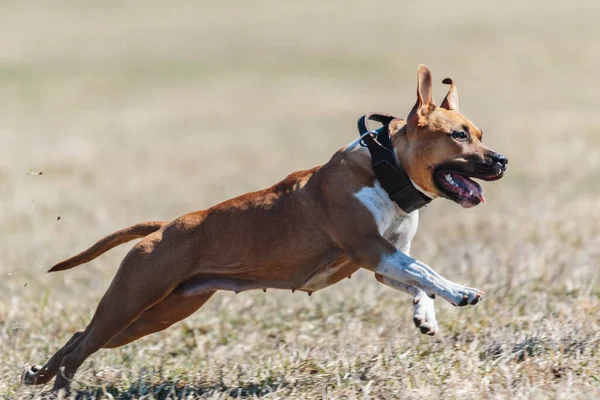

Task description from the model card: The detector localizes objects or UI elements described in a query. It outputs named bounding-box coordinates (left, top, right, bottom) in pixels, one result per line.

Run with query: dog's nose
left=490, top=153, right=508, bottom=170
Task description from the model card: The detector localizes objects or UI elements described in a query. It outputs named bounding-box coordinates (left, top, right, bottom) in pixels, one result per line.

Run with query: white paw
left=444, top=284, right=484, bottom=307
left=412, top=294, right=439, bottom=335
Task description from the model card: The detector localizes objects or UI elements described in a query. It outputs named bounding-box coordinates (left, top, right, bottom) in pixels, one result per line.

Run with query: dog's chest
left=300, top=182, right=419, bottom=292
left=354, top=181, right=419, bottom=252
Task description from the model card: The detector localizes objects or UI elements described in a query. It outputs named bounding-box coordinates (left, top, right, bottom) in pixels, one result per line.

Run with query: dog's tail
left=48, top=221, right=167, bottom=272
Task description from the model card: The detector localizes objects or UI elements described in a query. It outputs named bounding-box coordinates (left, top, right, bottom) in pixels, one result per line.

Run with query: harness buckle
left=359, top=131, right=378, bottom=147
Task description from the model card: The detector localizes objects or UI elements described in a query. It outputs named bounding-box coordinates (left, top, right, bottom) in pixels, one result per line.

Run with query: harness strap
left=357, top=113, right=431, bottom=214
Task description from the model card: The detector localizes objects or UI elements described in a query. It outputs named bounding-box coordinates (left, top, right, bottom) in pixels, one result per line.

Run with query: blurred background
left=1, top=1, right=599, bottom=398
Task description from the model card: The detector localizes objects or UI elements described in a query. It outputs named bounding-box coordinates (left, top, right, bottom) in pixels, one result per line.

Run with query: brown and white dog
left=22, top=65, right=507, bottom=392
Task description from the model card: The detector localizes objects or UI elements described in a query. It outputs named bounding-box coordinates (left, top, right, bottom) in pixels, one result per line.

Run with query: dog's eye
left=451, top=130, right=468, bottom=141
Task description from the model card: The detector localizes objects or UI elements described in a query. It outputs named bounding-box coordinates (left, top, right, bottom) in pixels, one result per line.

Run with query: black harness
left=357, top=113, right=431, bottom=214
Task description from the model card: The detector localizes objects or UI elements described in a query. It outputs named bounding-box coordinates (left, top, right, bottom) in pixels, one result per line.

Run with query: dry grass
left=1, top=1, right=600, bottom=398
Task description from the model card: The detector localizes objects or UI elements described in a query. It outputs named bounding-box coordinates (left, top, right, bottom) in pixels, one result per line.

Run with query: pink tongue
left=451, top=174, right=485, bottom=203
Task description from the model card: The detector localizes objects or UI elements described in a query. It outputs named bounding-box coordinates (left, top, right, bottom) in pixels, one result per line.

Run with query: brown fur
left=21, top=65, right=505, bottom=392
left=48, top=221, right=166, bottom=272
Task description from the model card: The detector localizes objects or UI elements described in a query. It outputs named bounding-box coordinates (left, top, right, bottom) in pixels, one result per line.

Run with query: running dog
left=22, top=65, right=507, bottom=391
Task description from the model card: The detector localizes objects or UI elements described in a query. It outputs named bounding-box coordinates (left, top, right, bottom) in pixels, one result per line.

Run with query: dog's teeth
left=469, top=190, right=473, bottom=196
left=445, top=174, right=452, bottom=182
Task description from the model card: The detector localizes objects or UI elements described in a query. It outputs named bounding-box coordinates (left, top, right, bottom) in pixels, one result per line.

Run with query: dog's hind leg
left=21, top=332, right=84, bottom=385
left=103, top=289, right=215, bottom=348
left=105, top=273, right=294, bottom=349
left=24, top=237, right=191, bottom=392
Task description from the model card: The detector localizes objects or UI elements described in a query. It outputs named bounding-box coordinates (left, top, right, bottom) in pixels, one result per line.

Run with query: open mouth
left=434, top=172, right=484, bottom=208
left=433, top=167, right=504, bottom=208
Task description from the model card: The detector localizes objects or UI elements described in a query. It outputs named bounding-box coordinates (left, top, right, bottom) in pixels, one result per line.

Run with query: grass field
left=1, top=1, right=600, bottom=398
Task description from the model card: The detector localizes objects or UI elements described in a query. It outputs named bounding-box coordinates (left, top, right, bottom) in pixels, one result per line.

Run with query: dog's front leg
left=375, top=274, right=438, bottom=335
left=350, top=237, right=483, bottom=307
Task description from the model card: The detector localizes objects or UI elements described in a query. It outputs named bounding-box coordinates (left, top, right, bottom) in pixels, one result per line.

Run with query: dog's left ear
left=440, top=78, right=459, bottom=112
left=415, top=65, right=433, bottom=109
left=407, top=65, right=434, bottom=127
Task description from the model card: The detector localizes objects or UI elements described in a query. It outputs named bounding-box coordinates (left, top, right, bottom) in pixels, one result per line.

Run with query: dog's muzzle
left=433, top=152, right=508, bottom=208
left=478, top=152, right=508, bottom=181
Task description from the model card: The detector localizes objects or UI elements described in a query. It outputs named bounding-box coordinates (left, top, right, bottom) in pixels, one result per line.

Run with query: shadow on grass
left=31, top=377, right=291, bottom=399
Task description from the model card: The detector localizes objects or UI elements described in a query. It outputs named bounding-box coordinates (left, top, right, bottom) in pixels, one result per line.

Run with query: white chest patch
left=354, top=181, right=419, bottom=251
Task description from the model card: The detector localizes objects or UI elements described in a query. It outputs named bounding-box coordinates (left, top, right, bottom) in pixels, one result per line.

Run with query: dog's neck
left=391, top=124, right=438, bottom=199
left=346, top=123, right=438, bottom=200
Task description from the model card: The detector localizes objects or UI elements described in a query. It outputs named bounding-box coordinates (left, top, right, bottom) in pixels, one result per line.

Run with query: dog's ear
left=407, top=65, right=434, bottom=127
left=388, top=118, right=405, bottom=135
left=416, top=65, right=433, bottom=107
left=440, top=78, right=459, bottom=112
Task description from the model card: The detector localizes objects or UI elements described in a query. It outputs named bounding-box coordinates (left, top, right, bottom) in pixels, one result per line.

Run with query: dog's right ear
left=388, top=118, right=405, bottom=135
left=440, top=78, right=459, bottom=112
left=407, top=65, right=434, bottom=128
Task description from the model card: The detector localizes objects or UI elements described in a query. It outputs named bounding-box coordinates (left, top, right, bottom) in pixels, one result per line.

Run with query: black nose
left=490, top=153, right=508, bottom=170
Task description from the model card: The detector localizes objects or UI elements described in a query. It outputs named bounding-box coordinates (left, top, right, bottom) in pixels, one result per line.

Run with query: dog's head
left=393, top=65, right=507, bottom=208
